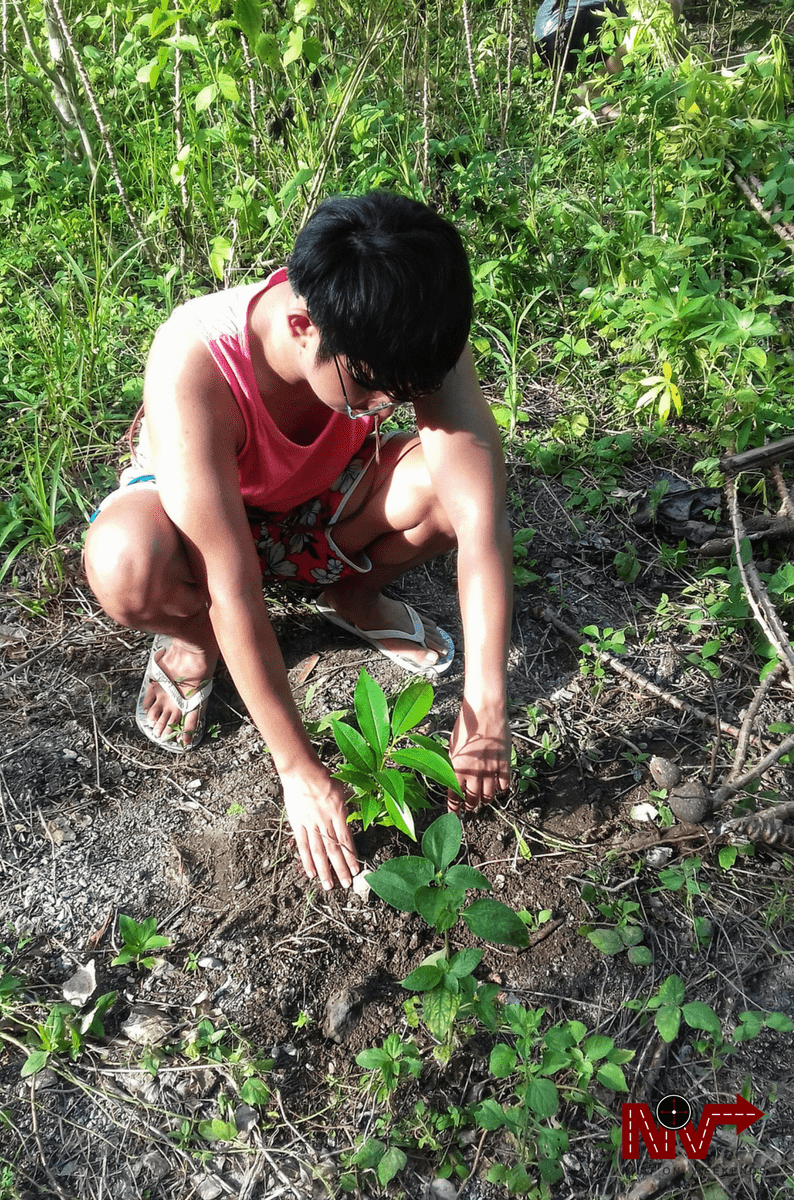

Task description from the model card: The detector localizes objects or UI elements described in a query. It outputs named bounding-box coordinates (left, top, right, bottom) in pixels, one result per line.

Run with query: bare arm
left=415, top=347, right=514, bottom=807
left=143, top=321, right=359, bottom=888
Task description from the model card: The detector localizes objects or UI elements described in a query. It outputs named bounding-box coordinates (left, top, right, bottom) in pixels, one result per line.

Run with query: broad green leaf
left=414, top=885, right=446, bottom=928
left=583, top=1034, right=614, bottom=1061
left=475, top=1099, right=506, bottom=1130
left=391, top=679, right=434, bottom=737
left=233, top=0, right=263, bottom=42
left=353, top=1138, right=385, bottom=1169
left=136, top=59, right=160, bottom=87
left=282, top=25, right=303, bottom=67
left=382, top=792, right=415, bottom=840
left=166, top=34, right=201, bottom=51
left=655, top=1004, right=681, bottom=1043
left=527, top=1077, right=559, bottom=1117
left=597, top=1062, right=629, bottom=1091
left=217, top=73, right=240, bottom=103
left=356, top=1048, right=391, bottom=1068
left=682, top=1001, right=721, bottom=1039
left=293, top=0, right=315, bottom=18
left=718, top=845, right=737, bottom=870
left=240, top=1077, right=269, bottom=1105
left=21, top=1049, right=48, bottom=1078
left=198, top=1119, right=238, bottom=1141
left=377, top=1146, right=406, bottom=1187
left=766, top=1011, right=794, bottom=1032
left=463, top=898, right=530, bottom=948
left=489, top=1044, right=517, bottom=1078
left=332, top=765, right=374, bottom=790
left=422, top=984, right=459, bottom=1041
left=366, top=857, right=433, bottom=911
left=254, top=32, right=280, bottom=68
left=735, top=1012, right=764, bottom=1041
left=448, top=947, right=483, bottom=977
left=332, top=720, right=377, bottom=773
left=391, top=747, right=463, bottom=796
left=657, top=975, right=686, bottom=1005
left=118, top=914, right=140, bottom=946
left=402, top=964, right=443, bottom=991
left=421, top=812, right=461, bottom=870
left=628, top=944, right=653, bottom=966
left=445, top=864, right=492, bottom=891
left=355, top=670, right=389, bottom=760
left=195, top=83, right=219, bottom=113
left=302, top=35, right=323, bottom=64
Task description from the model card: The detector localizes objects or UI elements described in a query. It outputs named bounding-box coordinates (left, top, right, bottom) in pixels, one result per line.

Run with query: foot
left=142, top=639, right=218, bottom=748
left=320, top=592, right=449, bottom=671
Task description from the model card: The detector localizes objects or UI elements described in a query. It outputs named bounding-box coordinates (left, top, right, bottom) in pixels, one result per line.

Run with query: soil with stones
left=1, top=441, right=793, bottom=1200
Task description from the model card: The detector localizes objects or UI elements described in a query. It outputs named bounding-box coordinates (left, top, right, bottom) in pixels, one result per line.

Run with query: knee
left=83, top=514, right=163, bottom=628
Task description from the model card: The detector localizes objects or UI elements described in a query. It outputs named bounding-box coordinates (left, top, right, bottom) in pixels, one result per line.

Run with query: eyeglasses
left=334, top=356, right=394, bottom=419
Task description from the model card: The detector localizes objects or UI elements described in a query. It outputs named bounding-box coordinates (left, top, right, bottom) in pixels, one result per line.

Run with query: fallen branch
left=720, top=434, right=794, bottom=476
left=729, top=161, right=794, bottom=255
left=715, top=799, right=794, bottom=847
left=726, top=478, right=794, bottom=688
left=532, top=605, right=764, bottom=746
left=620, top=1154, right=691, bottom=1200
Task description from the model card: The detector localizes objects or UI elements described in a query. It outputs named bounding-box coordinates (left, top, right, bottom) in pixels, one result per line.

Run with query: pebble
left=669, top=780, right=711, bottom=824
left=429, top=1180, right=458, bottom=1200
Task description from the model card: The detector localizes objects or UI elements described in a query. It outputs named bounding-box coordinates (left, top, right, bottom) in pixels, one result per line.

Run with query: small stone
left=322, top=989, right=362, bottom=1042
left=669, top=780, right=711, bottom=824
left=429, top=1180, right=458, bottom=1200
left=62, top=959, right=96, bottom=1007
left=28, top=1067, right=58, bottom=1090
left=121, top=1003, right=172, bottom=1045
left=649, top=756, right=682, bottom=789
left=630, top=802, right=658, bottom=823
left=352, top=872, right=372, bottom=902
left=198, top=956, right=224, bottom=970
left=234, top=1104, right=259, bottom=1135
left=192, top=1175, right=224, bottom=1200
left=646, top=846, right=674, bottom=869
left=186, top=779, right=202, bottom=790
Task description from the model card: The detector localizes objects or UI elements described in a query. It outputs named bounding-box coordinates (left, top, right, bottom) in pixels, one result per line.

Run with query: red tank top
left=175, top=268, right=372, bottom=512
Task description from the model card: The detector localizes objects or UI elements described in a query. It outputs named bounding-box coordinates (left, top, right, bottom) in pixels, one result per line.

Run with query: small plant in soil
left=367, top=812, right=528, bottom=1058
left=332, top=670, right=463, bottom=839
left=578, top=879, right=653, bottom=966
left=111, top=913, right=171, bottom=970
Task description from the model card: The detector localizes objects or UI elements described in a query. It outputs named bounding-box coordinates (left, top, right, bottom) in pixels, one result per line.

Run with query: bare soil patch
left=1, top=451, right=793, bottom=1200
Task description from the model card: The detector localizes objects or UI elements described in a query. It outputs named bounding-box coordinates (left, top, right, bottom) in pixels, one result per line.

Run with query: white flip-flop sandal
left=135, top=635, right=213, bottom=753
left=315, top=593, right=454, bottom=677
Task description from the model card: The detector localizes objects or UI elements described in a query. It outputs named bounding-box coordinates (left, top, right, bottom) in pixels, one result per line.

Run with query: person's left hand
left=447, top=699, right=511, bottom=811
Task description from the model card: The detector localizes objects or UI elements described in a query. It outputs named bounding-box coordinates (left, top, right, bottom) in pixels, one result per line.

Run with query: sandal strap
left=354, top=603, right=426, bottom=645
left=148, top=654, right=213, bottom=714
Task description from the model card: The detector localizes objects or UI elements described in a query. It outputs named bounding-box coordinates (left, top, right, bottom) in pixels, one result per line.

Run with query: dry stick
left=501, top=0, right=514, bottom=137
left=460, top=0, right=480, bottom=101
left=620, top=1155, right=691, bottom=1200
left=771, top=463, right=794, bottom=519
left=1, top=0, right=11, bottom=139
left=727, top=661, right=786, bottom=782
left=173, top=20, right=189, bottom=273
left=726, top=478, right=794, bottom=688
left=720, top=433, right=794, bottom=475
left=712, top=737, right=794, bottom=806
left=29, top=1076, right=73, bottom=1200
left=46, top=0, right=156, bottom=267
left=729, top=160, right=794, bottom=253
left=533, top=604, right=760, bottom=745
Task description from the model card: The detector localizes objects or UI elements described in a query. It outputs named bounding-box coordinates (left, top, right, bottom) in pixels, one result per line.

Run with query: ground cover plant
left=2, top=0, right=794, bottom=1196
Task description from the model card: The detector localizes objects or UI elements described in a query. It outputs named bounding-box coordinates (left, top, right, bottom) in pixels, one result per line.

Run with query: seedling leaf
left=332, top=720, right=377, bottom=773
left=391, top=679, right=434, bottom=737
left=421, top=812, right=462, bottom=870
left=391, top=746, right=464, bottom=796
left=445, top=864, right=492, bottom=891
left=463, top=898, right=530, bottom=947
left=366, top=858, right=434, bottom=911
left=354, top=670, right=389, bottom=760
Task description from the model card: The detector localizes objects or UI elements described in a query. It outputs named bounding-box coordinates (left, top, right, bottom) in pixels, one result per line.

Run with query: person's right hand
left=280, top=767, right=360, bottom=890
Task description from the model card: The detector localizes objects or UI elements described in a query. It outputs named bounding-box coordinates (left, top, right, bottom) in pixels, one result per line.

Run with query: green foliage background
left=1, top=0, right=794, bottom=578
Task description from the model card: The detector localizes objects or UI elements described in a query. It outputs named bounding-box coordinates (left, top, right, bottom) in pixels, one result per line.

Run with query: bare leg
left=321, top=434, right=457, bottom=668
left=83, top=491, right=219, bottom=746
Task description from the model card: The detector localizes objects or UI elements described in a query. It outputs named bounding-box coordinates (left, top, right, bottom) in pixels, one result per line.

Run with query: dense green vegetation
left=2, top=0, right=793, bottom=585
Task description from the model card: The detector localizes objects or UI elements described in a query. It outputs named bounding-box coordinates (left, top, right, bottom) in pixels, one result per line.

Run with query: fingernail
left=424, top=650, right=438, bottom=664
left=322, top=881, right=332, bottom=891
left=343, top=879, right=351, bottom=889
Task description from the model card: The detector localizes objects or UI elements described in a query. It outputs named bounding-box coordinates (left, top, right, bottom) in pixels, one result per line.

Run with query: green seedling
left=368, top=813, right=527, bottom=1054
left=625, top=974, right=793, bottom=1068
left=332, top=670, right=463, bottom=839
left=578, top=881, right=653, bottom=966
left=111, top=913, right=171, bottom=970
left=614, top=541, right=641, bottom=584
left=356, top=1031, right=423, bottom=1103
left=340, top=1137, right=407, bottom=1193
left=21, top=991, right=117, bottom=1078
left=513, top=527, right=541, bottom=587
left=578, top=626, right=627, bottom=680
left=476, top=1006, right=632, bottom=1194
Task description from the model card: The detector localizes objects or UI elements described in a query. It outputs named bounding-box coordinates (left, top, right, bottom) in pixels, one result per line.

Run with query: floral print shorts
left=246, top=437, right=381, bottom=586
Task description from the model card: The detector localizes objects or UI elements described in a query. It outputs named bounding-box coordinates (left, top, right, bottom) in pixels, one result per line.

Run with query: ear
left=286, top=305, right=316, bottom=345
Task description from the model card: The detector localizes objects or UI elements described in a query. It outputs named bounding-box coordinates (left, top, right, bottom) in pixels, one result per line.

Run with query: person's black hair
left=286, top=191, right=473, bottom=403
left=534, top=0, right=626, bottom=71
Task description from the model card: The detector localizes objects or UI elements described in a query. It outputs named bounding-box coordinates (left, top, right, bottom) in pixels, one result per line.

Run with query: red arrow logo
left=623, top=1095, right=764, bottom=1160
